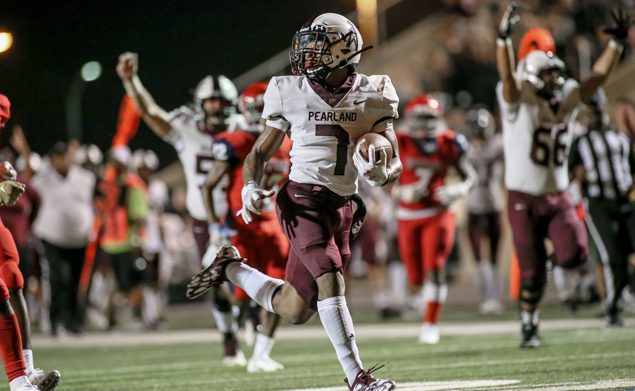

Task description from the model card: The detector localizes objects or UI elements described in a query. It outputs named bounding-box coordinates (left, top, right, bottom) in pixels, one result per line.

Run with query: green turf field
left=35, top=322, right=635, bottom=390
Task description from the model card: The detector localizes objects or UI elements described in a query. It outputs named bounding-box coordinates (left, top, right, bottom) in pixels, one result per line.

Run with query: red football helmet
left=518, top=28, right=556, bottom=61
left=239, top=81, right=268, bottom=129
left=404, top=94, right=443, bottom=137
left=0, top=94, right=11, bottom=129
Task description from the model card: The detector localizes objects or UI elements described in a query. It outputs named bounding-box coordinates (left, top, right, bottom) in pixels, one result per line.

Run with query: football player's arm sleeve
left=122, top=75, right=172, bottom=138
left=453, top=135, right=478, bottom=190
left=262, top=78, right=290, bottom=133
left=243, top=126, right=287, bottom=188
left=373, top=76, right=402, bottom=184
left=202, top=161, right=230, bottom=225
left=496, top=37, right=520, bottom=103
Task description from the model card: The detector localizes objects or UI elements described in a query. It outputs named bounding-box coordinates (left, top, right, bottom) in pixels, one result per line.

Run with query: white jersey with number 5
left=496, top=79, right=580, bottom=195
left=166, top=106, right=237, bottom=220
left=262, top=74, right=399, bottom=196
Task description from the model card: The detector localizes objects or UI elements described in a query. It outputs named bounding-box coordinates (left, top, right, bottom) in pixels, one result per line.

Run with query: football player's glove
left=237, top=181, right=275, bottom=224
left=435, top=183, right=470, bottom=206
left=603, top=8, right=632, bottom=43
left=0, top=180, right=25, bottom=206
left=498, top=2, right=519, bottom=39
left=0, top=161, right=17, bottom=181
left=353, top=144, right=389, bottom=187
left=395, top=183, right=427, bottom=204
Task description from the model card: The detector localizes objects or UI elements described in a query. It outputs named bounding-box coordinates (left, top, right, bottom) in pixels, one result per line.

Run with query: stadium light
left=81, top=61, right=102, bottom=82
left=66, top=61, right=102, bottom=141
left=355, top=0, right=378, bottom=48
left=0, top=32, right=13, bottom=54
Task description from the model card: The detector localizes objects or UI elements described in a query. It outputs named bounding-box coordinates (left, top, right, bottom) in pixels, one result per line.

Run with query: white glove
left=236, top=181, right=275, bottom=224
left=0, top=162, right=17, bottom=181
left=435, top=183, right=470, bottom=206
left=353, top=144, right=389, bottom=187
left=395, top=183, right=427, bottom=204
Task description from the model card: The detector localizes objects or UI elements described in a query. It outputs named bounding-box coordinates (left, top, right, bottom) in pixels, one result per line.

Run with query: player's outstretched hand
left=116, top=52, right=138, bottom=82
left=353, top=144, right=389, bottom=187
left=237, top=181, right=275, bottom=224
left=498, top=1, right=519, bottom=39
left=0, top=180, right=25, bottom=206
left=603, top=8, right=632, bottom=43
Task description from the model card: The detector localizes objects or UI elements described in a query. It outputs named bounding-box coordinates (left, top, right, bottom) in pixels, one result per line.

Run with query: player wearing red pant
left=394, top=94, right=476, bottom=344
left=0, top=93, right=42, bottom=391
left=201, top=82, right=291, bottom=372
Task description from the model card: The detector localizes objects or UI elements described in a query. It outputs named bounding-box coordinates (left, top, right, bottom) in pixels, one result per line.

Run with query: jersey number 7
left=316, top=124, right=350, bottom=176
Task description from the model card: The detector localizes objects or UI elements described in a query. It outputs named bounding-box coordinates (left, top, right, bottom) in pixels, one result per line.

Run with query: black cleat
left=520, top=323, right=541, bottom=348
left=186, top=245, right=243, bottom=299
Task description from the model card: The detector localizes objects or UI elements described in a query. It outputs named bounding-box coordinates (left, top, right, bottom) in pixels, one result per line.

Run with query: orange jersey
left=397, top=130, right=467, bottom=212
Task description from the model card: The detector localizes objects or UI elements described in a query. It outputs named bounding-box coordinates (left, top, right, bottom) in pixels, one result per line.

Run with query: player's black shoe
left=186, top=245, right=243, bottom=299
left=520, top=323, right=541, bottom=348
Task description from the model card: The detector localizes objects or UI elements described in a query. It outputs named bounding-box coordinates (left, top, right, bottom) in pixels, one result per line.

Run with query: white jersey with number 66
left=496, top=79, right=580, bottom=195
left=262, top=74, right=399, bottom=196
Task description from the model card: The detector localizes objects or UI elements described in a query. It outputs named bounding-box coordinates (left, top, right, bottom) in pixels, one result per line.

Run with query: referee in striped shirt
left=569, top=90, right=635, bottom=327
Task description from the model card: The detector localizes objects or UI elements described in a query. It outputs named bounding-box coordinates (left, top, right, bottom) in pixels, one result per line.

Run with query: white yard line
left=32, top=318, right=618, bottom=348
left=288, top=378, right=635, bottom=391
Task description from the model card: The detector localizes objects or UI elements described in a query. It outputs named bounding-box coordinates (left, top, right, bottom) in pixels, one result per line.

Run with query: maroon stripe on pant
left=275, top=181, right=353, bottom=310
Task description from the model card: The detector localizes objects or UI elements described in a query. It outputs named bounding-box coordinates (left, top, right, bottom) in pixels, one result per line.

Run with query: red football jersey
left=213, top=131, right=291, bottom=225
left=397, top=130, right=467, bottom=211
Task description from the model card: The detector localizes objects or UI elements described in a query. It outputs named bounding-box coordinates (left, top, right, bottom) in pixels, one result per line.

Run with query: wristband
left=609, top=39, right=624, bottom=50
left=496, top=38, right=512, bottom=48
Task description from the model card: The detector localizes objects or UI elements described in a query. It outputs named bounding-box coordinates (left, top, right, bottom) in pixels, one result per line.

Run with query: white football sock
left=521, top=309, right=539, bottom=325
left=422, top=282, right=448, bottom=303
left=141, top=287, right=161, bottom=325
left=317, top=296, right=363, bottom=385
left=211, top=307, right=237, bottom=334
left=22, top=349, right=33, bottom=374
left=478, top=262, right=498, bottom=302
left=225, top=263, right=284, bottom=313
left=9, top=375, right=30, bottom=391
left=252, top=333, right=274, bottom=358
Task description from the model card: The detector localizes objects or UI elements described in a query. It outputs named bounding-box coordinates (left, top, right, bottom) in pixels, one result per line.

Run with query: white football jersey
left=262, top=74, right=399, bottom=196
left=497, top=78, right=580, bottom=195
left=166, top=106, right=238, bottom=220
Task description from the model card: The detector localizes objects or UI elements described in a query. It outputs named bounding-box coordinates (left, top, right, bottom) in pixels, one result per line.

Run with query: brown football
left=355, top=133, right=393, bottom=162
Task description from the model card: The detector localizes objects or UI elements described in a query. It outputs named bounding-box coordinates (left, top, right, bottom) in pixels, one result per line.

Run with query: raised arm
left=496, top=2, right=521, bottom=103
left=116, top=52, right=172, bottom=138
left=578, top=9, right=631, bottom=102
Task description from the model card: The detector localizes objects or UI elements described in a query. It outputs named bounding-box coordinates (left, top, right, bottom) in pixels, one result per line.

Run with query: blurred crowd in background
left=1, top=0, right=635, bottom=336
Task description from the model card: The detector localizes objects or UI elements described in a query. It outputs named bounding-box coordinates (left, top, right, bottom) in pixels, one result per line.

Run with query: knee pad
left=212, top=288, right=233, bottom=312
left=0, top=263, right=23, bottom=290
left=520, top=282, right=545, bottom=306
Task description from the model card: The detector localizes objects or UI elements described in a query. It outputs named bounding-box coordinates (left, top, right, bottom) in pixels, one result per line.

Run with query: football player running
left=463, top=108, right=504, bottom=315
left=0, top=94, right=47, bottom=391
left=393, top=95, right=477, bottom=344
left=496, top=2, right=630, bottom=348
left=201, top=81, right=290, bottom=372
left=116, top=54, right=246, bottom=366
left=188, top=13, right=400, bottom=390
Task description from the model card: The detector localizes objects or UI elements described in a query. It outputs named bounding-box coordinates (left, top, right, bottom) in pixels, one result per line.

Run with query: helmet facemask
left=289, top=14, right=369, bottom=81
left=194, top=75, right=237, bottom=134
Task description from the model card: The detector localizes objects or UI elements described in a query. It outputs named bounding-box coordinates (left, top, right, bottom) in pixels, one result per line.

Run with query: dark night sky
left=0, top=0, right=355, bottom=164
